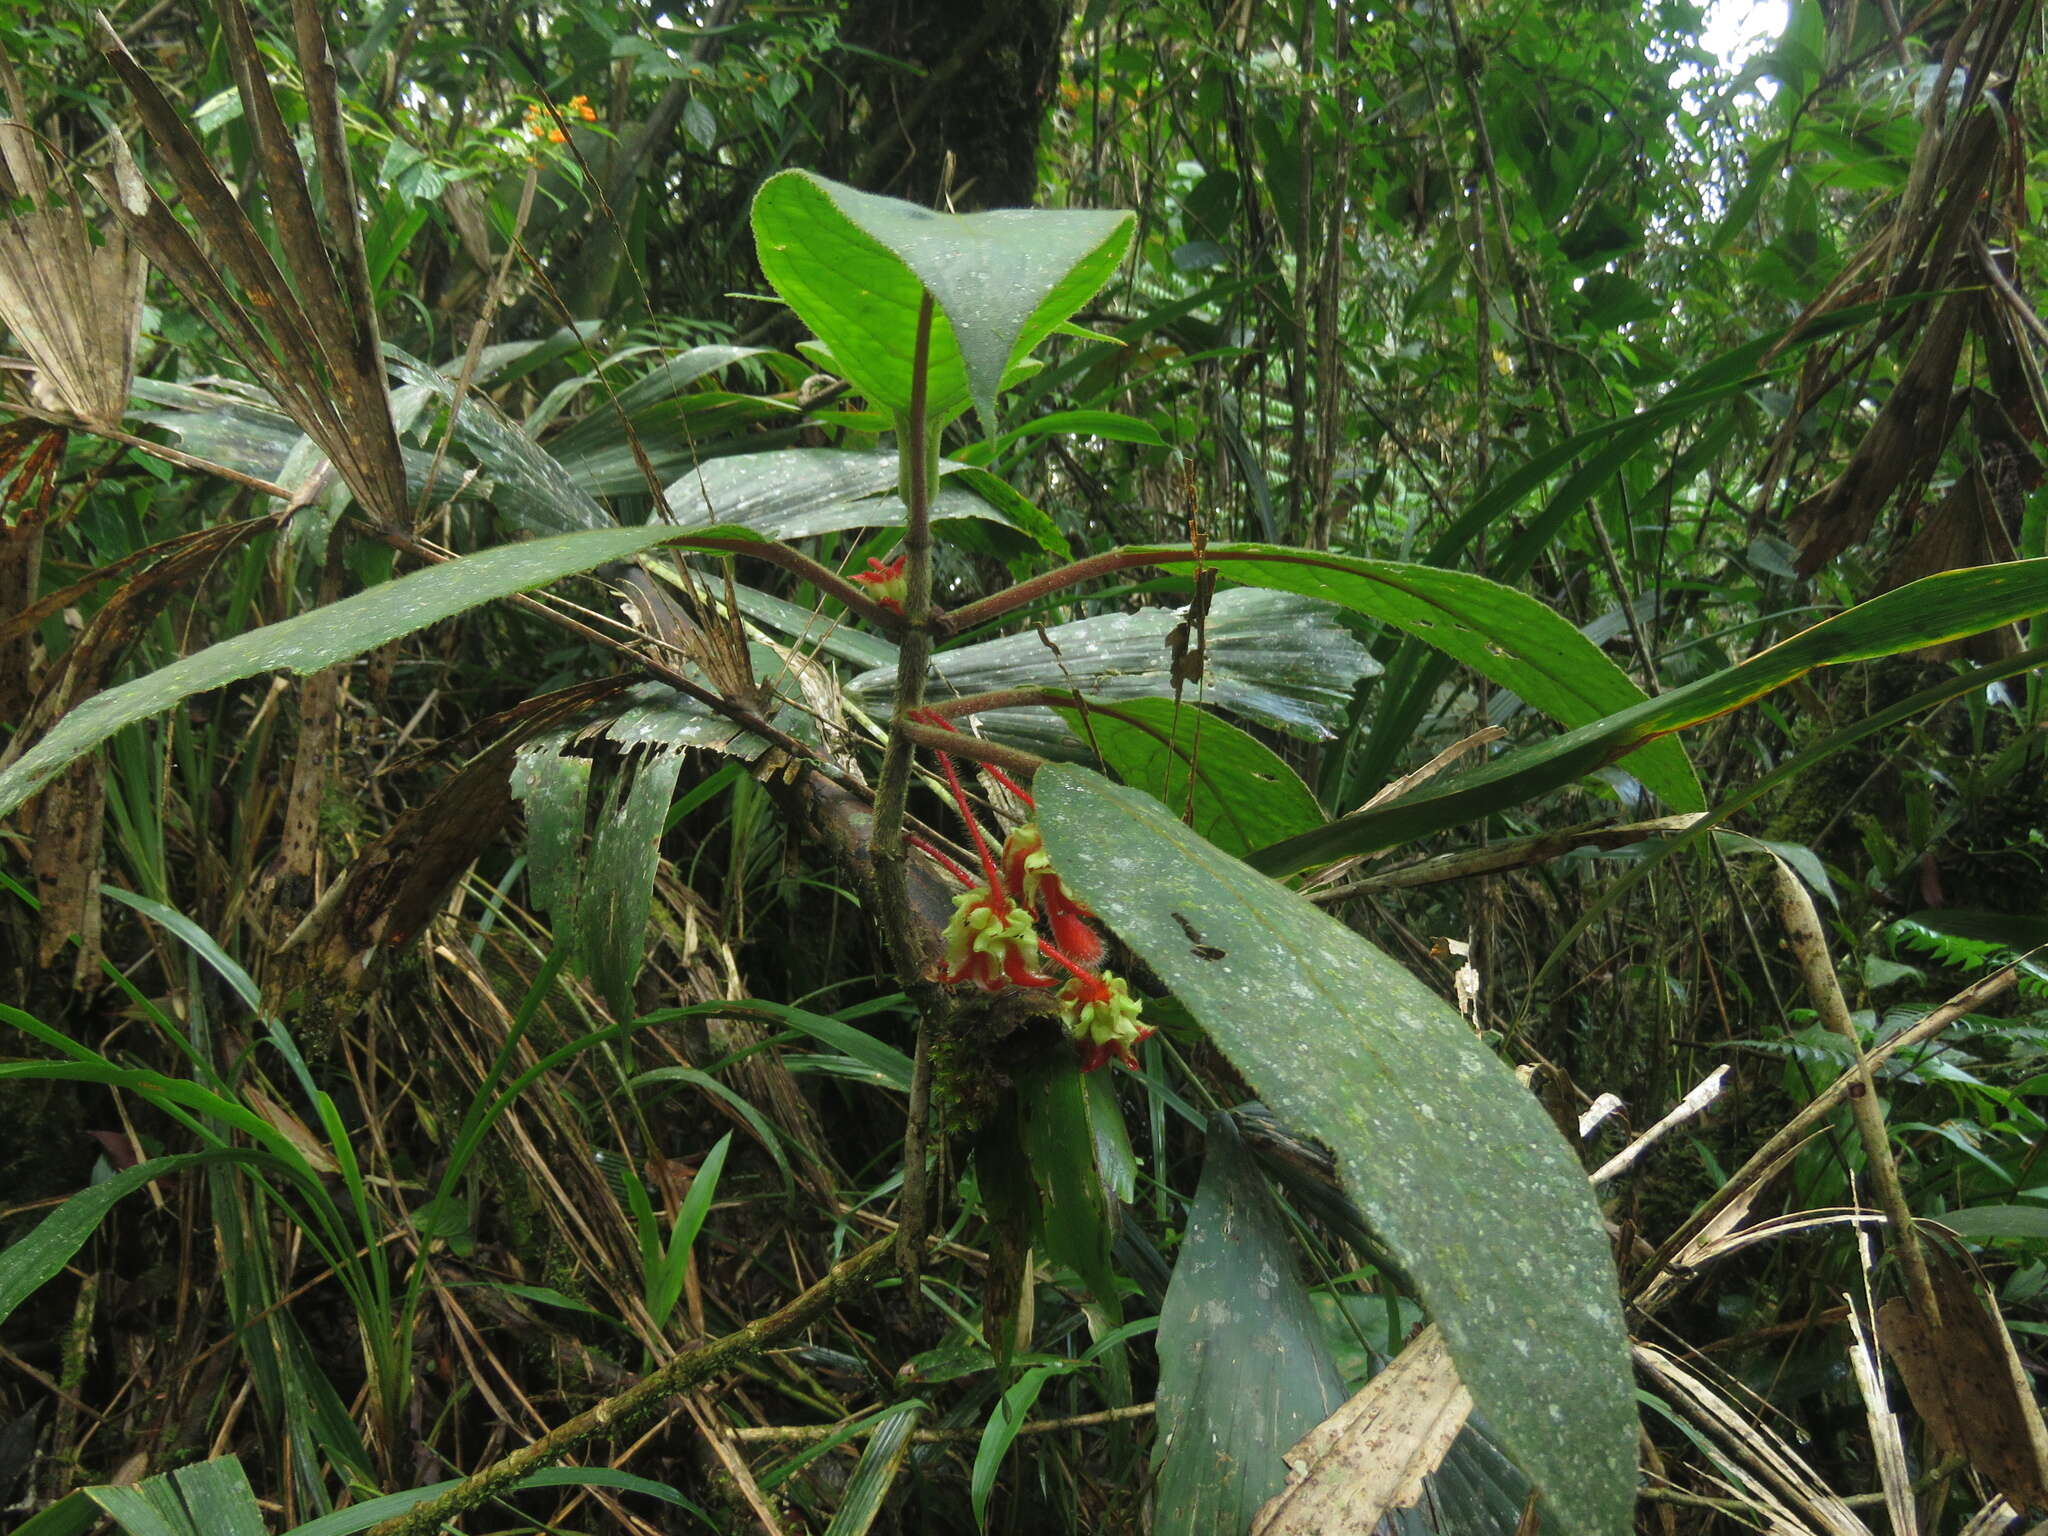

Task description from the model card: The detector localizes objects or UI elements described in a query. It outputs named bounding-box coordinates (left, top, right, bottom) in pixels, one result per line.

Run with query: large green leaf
left=1152, top=1118, right=1348, bottom=1536
left=1037, top=767, right=1634, bottom=1536
left=751, top=170, right=1134, bottom=432
left=1052, top=698, right=1324, bottom=857
left=1252, top=555, right=2048, bottom=874
left=0, top=525, right=759, bottom=821
left=1132, top=545, right=1700, bottom=811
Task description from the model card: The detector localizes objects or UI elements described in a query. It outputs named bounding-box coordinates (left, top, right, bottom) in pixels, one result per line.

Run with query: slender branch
left=936, top=549, right=1152, bottom=635
left=1769, top=858, right=1941, bottom=1325
left=363, top=1238, right=897, bottom=1536
left=1630, top=960, right=2024, bottom=1309
left=937, top=542, right=1410, bottom=637
left=669, top=531, right=904, bottom=634
left=897, top=719, right=1048, bottom=781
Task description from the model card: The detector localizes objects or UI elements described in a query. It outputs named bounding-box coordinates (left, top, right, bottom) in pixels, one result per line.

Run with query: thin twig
left=1769, top=858, right=1941, bottom=1325
left=727, top=1402, right=1155, bottom=1445
left=362, top=1238, right=897, bottom=1536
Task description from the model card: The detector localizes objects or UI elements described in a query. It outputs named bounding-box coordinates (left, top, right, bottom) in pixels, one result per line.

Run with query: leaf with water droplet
left=1037, top=765, right=1635, bottom=1536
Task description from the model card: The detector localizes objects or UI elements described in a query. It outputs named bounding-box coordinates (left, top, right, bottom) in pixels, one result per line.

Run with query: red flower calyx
left=852, top=554, right=908, bottom=611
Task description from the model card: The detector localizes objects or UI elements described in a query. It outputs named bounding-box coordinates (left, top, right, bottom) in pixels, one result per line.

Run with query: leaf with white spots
left=1037, top=765, right=1635, bottom=1536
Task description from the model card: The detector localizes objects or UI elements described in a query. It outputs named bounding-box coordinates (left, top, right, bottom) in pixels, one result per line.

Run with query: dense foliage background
left=3, top=0, right=2048, bottom=1532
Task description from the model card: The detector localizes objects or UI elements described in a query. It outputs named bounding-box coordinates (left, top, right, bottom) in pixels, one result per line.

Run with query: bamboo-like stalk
left=1768, top=858, right=1942, bottom=1325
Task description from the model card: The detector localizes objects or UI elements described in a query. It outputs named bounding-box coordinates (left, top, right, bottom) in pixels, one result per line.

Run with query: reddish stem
left=908, top=834, right=977, bottom=888
left=933, top=747, right=1004, bottom=894
left=905, top=710, right=1040, bottom=803
left=1035, top=939, right=1097, bottom=986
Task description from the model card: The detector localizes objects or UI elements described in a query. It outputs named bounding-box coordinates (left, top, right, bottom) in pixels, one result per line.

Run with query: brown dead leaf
left=1251, top=1324, right=1472, bottom=1536
left=1879, top=1252, right=2048, bottom=1512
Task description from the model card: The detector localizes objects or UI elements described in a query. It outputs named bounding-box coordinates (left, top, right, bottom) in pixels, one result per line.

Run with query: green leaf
left=1131, top=544, right=1699, bottom=811
left=971, top=1364, right=1061, bottom=1528
left=1254, top=556, right=2048, bottom=875
left=0, top=1152, right=223, bottom=1326
left=1083, top=1068, right=1139, bottom=1206
left=9, top=1492, right=97, bottom=1536
left=1938, top=1206, right=2048, bottom=1242
left=1054, top=697, right=1324, bottom=857
left=997, top=408, right=1167, bottom=449
left=581, top=748, right=686, bottom=1018
left=100, top=888, right=264, bottom=1014
left=751, top=170, right=1134, bottom=433
left=0, top=525, right=759, bottom=822
left=824, top=1399, right=925, bottom=1536
left=281, top=1466, right=708, bottom=1536
left=1037, top=766, right=1635, bottom=1536
left=1152, top=1118, right=1348, bottom=1536
left=1015, top=1061, right=1119, bottom=1311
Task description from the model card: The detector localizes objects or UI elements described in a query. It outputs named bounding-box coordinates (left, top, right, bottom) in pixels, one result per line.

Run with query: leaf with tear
left=659, top=447, right=1006, bottom=540
left=1126, top=544, right=1699, bottom=813
left=1037, top=766, right=1635, bottom=1536
left=853, top=588, right=1375, bottom=744
left=1252, top=554, right=2048, bottom=875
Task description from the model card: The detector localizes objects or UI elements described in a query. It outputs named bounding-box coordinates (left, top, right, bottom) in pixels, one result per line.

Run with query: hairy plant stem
left=866, top=294, right=947, bottom=1286
left=362, top=1238, right=896, bottom=1536
left=897, top=719, right=1047, bottom=780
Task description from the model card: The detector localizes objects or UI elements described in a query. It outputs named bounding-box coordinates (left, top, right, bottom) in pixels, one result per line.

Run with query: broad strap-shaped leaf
left=1126, top=544, right=1700, bottom=811
left=1050, top=698, right=1324, bottom=857
left=0, top=524, right=771, bottom=820
left=1038, top=767, right=1635, bottom=1536
left=660, top=447, right=1001, bottom=539
left=855, top=588, right=1374, bottom=743
left=1153, top=1118, right=1349, bottom=1536
left=752, top=170, right=1134, bottom=433
left=1251, top=555, right=2048, bottom=875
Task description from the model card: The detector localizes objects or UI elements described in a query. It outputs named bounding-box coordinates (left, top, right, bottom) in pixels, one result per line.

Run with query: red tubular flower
left=851, top=554, right=908, bottom=611
left=1001, top=824, right=1103, bottom=967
